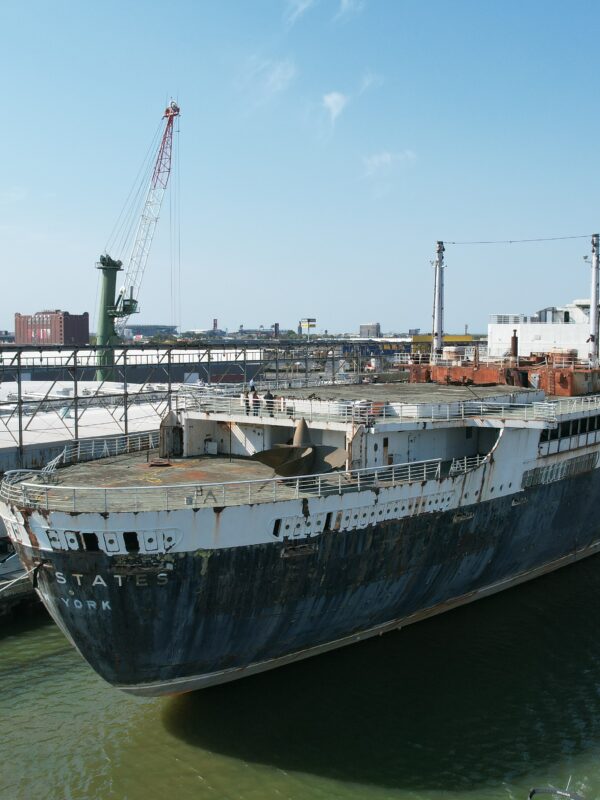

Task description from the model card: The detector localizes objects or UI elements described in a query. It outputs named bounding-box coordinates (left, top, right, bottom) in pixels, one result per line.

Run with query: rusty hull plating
left=3, top=382, right=600, bottom=694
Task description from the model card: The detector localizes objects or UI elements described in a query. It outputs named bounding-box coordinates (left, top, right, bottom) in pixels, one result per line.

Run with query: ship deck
left=281, top=382, right=537, bottom=403
left=43, top=452, right=275, bottom=490
left=0, top=382, right=558, bottom=514
left=6, top=448, right=441, bottom=512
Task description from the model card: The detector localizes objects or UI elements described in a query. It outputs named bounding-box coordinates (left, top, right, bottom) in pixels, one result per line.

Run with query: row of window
left=540, top=415, right=600, bottom=442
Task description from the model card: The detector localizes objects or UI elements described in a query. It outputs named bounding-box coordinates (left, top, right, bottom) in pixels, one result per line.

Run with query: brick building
left=14, top=310, right=89, bottom=346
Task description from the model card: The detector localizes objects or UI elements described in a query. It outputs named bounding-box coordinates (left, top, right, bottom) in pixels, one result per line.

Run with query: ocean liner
left=2, top=380, right=600, bottom=695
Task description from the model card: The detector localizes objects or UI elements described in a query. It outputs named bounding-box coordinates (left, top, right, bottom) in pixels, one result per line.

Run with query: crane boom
left=114, top=100, right=180, bottom=326
left=95, top=101, right=180, bottom=380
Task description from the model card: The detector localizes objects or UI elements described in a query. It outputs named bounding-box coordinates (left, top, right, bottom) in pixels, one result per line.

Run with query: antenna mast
left=589, top=233, right=599, bottom=366
left=432, top=240, right=445, bottom=359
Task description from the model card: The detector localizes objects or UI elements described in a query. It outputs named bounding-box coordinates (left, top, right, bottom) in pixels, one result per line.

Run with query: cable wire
left=444, top=234, right=594, bottom=245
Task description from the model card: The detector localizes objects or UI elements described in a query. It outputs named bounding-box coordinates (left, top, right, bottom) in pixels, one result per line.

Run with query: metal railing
left=0, top=457, right=442, bottom=514
left=394, top=351, right=597, bottom=370
left=181, top=376, right=358, bottom=397
left=38, top=430, right=159, bottom=480
left=176, top=386, right=559, bottom=424
left=448, top=453, right=489, bottom=476
left=552, top=395, right=600, bottom=417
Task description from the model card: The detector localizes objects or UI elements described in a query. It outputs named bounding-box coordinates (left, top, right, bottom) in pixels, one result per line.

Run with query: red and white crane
left=114, top=100, right=181, bottom=325
left=96, top=101, right=180, bottom=376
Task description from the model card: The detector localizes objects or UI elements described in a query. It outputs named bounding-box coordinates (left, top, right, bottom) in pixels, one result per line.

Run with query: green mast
left=95, top=254, right=137, bottom=381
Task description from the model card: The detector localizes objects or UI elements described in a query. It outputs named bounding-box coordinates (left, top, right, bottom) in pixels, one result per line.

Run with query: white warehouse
left=487, top=299, right=595, bottom=359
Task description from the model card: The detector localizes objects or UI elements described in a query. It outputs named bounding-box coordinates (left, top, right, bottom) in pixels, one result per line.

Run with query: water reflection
left=164, top=555, right=600, bottom=791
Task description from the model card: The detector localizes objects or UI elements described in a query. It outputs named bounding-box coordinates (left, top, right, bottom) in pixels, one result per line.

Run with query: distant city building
left=488, top=298, right=595, bottom=359
left=184, top=328, right=226, bottom=338
left=0, top=330, right=15, bottom=344
left=360, top=323, right=381, bottom=338
left=15, top=310, right=89, bottom=346
left=235, top=324, right=281, bottom=339
left=122, top=324, right=178, bottom=340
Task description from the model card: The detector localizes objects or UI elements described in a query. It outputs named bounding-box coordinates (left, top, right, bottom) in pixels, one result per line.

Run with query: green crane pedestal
left=95, top=255, right=123, bottom=382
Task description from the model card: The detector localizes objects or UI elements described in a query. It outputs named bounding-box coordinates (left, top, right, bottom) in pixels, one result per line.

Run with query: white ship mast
left=589, top=233, right=599, bottom=366
left=432, top=240, right=445, bottom=359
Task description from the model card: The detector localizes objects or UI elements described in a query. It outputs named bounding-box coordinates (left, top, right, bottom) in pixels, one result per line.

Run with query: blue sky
left=1, top=0, right=599, bottom=335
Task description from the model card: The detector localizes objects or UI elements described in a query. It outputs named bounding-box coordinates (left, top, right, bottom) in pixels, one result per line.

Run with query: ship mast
left=589, top=233, right=599, bottom=367
left=432, top=240, right=445, bottom=359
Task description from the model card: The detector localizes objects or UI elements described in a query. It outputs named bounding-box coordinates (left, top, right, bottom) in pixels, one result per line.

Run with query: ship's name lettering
left=60, top=597, right=111, bottom=611
left=54, top=571, right=169, bottom=587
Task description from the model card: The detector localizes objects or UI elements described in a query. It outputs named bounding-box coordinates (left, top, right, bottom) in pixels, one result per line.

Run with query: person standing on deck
left=264, top=389, right=274, bottom=417
left=252, top=389, right=260, bottom=416
left=243, top=390, right=250, bottom=415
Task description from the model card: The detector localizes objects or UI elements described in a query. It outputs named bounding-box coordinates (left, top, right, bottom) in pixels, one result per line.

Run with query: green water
left=3, top=556, right=600, bottom=800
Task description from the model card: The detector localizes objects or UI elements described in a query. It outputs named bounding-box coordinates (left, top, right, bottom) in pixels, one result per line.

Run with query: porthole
left=147, top=537, right=154, bottom=544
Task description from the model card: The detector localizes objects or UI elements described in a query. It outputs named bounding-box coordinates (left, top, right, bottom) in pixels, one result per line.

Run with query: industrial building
left=14, top=310, right=89, bottom=346
left=359, top=323, right=381, bottom=338
left=122, top=324, right=178, bottom=340
left=487, top=298, right=595, bottom=359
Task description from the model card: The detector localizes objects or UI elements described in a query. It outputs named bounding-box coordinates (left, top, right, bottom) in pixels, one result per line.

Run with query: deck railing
left=552, top=395, right=600, bottom=416
left=0, top=457, right=442, bottom=514
left=176, top=386, right=559, bottom=425
left=448, top=453, right=490, bottom=476
left=37, top=430, right=160, bottom=480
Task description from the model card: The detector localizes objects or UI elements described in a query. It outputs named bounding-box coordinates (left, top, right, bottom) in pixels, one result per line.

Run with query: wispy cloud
left=238, top=56, right=297, bottom=105
left=262, top=59, right=297, bottom=95
left=322, top=91, right=349, bottom=125
left=319, top=70, right=380, bottom=132
left=334, top=0, right=365, bottom=21
left=358, top=70, right=383, bottom=95
left=363, top=150, right=416, bottom=177
left=284, top=0, right=318, bottom=27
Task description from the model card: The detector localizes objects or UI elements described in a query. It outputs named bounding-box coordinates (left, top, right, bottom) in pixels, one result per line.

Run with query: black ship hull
left=13, top=467, right=600, bottom=695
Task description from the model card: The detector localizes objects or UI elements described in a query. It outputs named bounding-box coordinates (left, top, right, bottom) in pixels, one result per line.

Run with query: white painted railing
left=176, top=386, right=558, bottom=424
left=552, top=395, right=600, bottom=416
left=448, top=454, right=489, bottom=476
left=38, top=430, right=159, bottom=480
left=0, top=458, right=442, bottom=514
left=393, top=350, right=597, bottom=369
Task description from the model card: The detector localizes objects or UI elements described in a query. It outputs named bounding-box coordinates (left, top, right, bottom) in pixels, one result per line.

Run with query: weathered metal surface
left=8, top=466, right=600, bottom=694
